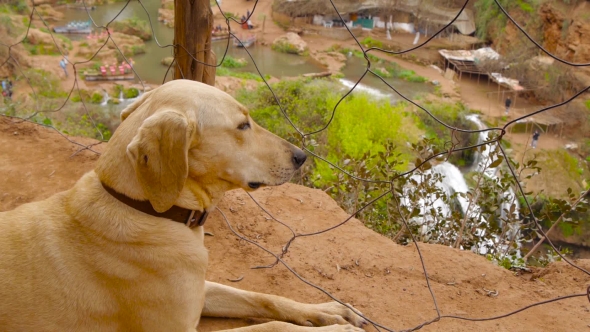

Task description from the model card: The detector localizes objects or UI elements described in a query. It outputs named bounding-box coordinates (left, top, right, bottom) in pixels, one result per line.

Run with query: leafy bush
left=271, top=41, right=307, bottom=55
left=361, top=37, right=383, bottom=49
left=220, top=55, right=247, bottom=68
left=21, top=69, right=67, bottom=99
left=124, top=87, right=139, bottom=99
left=414, top=100, right=479, bottom=166
left=110, top=16, right=151, bottom=41
left=90, top=92, right=103, bottom=104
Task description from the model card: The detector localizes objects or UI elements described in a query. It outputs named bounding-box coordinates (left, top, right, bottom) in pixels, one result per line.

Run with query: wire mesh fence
left=1, top=0, right=589, bottom=331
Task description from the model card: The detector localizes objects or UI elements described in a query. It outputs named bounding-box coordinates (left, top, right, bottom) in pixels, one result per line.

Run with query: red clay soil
left=1, top=115, right=589, bottom=331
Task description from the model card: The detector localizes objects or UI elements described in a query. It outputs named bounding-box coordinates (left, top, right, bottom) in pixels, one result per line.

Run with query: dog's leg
left=202, top=282, right=367, bottom=329
left=214, top=321, right=365, bottom=331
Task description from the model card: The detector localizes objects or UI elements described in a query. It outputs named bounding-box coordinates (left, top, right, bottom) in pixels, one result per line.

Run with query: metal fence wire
left=1, top=0, right=589, bottom=331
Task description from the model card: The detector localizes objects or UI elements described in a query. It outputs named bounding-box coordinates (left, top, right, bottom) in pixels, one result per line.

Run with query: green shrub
left=110, top=16, right=151, bottom=41
left=361, top=37, right=383, bottom=49
left=21, top=68, right=67, bottom=99
left=124, top=87, right=139, bottom=99
left=90, top=92, right=103, bottom=104
left=220, top=55, right=247, bottom=68
left=415, top=100, right=479, bottom=166
left=272, top=41, right=306, bottom=55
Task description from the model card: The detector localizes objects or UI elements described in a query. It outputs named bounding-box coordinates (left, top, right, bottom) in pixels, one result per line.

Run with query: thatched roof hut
left=273, top=0, right=377, bottom=17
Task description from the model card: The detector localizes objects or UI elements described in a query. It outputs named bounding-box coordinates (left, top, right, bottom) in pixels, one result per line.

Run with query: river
left=59, top=2, right=431, bottom=101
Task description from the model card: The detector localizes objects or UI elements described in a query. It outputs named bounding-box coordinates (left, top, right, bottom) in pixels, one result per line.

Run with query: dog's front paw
left=315, top=324, right=366, bottom=331
left=297, top=301, right=367, bottom=328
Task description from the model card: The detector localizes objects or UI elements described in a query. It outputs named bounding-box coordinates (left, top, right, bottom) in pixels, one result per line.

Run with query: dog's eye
left=237, top=122, right=251, bottom=130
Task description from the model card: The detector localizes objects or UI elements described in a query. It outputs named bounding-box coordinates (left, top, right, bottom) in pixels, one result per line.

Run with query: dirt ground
left=2, top=115, right=590, bottom=331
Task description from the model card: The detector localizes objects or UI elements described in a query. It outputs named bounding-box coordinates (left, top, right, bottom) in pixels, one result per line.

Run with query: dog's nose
left=292, top=148, right=307, bottom=169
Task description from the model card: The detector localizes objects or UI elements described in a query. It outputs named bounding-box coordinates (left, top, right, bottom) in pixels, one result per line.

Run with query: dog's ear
left=126, top=110, right=194, bottom=212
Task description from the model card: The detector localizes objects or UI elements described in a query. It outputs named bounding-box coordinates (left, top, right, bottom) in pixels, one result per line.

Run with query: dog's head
left=96, top=80, right=306, bottom=212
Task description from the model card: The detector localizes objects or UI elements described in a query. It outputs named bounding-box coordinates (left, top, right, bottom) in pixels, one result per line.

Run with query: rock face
left=540, top=2, right=590, bottom=63
left=272, top=32, right=308, bottom=55
left=214, top=76, right=261, bottom=95
left=158, top=8, right=174, bottom=28
left=110, top=18, right=152, bottom=41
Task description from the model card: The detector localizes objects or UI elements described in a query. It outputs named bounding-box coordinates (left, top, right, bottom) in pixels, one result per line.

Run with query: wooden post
left=174, top=0, right=216, bottom=85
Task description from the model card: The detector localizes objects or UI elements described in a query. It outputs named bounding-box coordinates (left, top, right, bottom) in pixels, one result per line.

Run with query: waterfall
left=403, top=162, right=484, bottom=237
left=100, top=90, right=110, bottom=106
left=402, top=115, right=522, bottom=258
left=466, top=115, right=520, bottom=223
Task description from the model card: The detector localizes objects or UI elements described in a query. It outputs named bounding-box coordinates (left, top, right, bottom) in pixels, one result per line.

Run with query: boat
left=84, top=74, right=134, bottom=81
left=83, top=61, right=135, bottom=81
left=233, top=35, right=256, bottom=48
left=53, top=20, right=92, bottom=34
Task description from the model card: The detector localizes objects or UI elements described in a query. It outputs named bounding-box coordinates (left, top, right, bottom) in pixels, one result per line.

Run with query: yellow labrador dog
left=0, top=80, right=366, bottom=331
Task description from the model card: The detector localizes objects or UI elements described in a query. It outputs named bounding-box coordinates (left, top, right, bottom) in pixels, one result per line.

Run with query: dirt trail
left=1, top=116, right=590, bottom=332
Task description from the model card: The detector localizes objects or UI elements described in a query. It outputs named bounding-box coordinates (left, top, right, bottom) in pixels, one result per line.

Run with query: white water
left=403, top=162, right=485, bottom=240
left=339, top=79, right=393, bottom=101
left=403, top=115, right=522, bottom=257
left=466, top=115, right=520, bottom=223
left=100, top=91, right=109, bottom=106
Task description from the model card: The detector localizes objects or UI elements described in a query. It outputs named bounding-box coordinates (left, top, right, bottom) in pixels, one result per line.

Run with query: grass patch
left=216, top=67, right=269, bottom=81
left=361, top=37, right=383, bottom=49
left=220, top=55, right=247, bottom=68
left=110, top=16, right=151, bottom=41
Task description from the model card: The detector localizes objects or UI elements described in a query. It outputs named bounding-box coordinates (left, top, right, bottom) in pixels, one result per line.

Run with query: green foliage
left=271, top=40, right=307, bottom=55
left=223, top=11, right=238, bottom=19
left=220, top=55, right=247, bottom=68
left=111, top=84, right=123, bottom=98
left=21, top=69, right=67, bottom=99
left=123, top=87, right=139, bottom=99
left=130, top=44, right=146, bottom=55
left=216, top=67, right=270, bottom=81
left=236, top=78, right=419, bottom=230
left=90, top=92, right=103, bottom=104
left=361, top=37, right=383, bottom=49
left=415, top=100, right=479, bottom=166
left=339, top=48, right=382, bottom=63
left=110, top=16, right=151, bottom=41
left=23, top=38, right=61, bottom=55
left=474, top=0, right=511, bottom=40
left=516, top=0, right=535, bottom=13
left=584, top=99, right=590, bottom=110
left=0, top=0, right=28, bottom=14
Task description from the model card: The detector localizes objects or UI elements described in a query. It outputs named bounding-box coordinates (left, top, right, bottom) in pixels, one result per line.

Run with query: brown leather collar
left=101, top=183, right=208, bottom=228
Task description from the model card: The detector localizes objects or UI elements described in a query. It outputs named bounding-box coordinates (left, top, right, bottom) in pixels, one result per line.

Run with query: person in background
left=505, top=96, right=512, bottom=115
left=531, top=130, right=540, bottom=149
left=6, top=80, right=12, bottom=99
left=59, top=58, right=68, bottom=78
